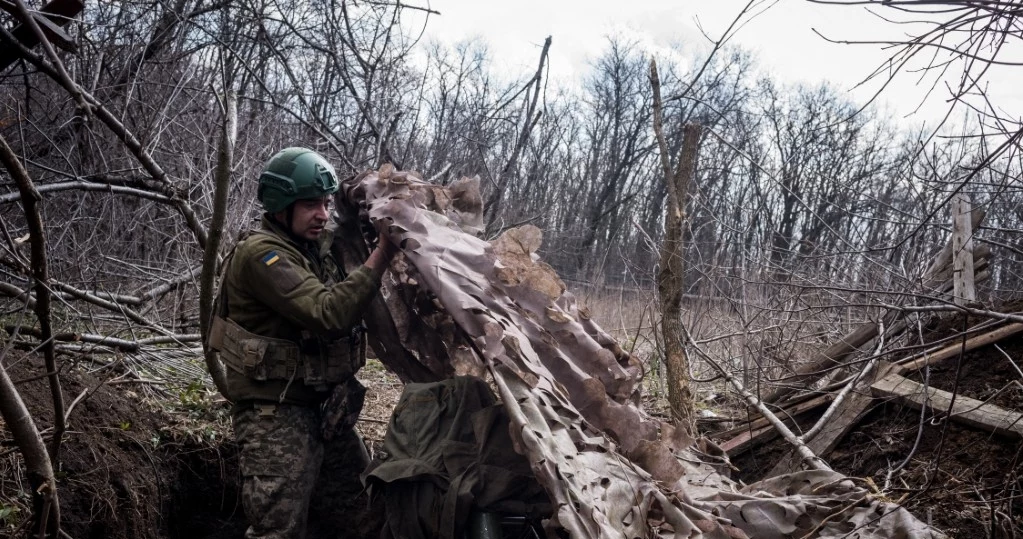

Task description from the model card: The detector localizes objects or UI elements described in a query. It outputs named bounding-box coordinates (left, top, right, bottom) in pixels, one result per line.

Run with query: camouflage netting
left=343, top=166, right=946, bottom=538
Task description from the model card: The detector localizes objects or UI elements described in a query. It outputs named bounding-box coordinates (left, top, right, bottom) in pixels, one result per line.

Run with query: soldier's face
left=285, top=197, right=332, bottom=240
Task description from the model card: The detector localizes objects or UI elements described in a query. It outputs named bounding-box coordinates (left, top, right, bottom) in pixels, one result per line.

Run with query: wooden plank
left=762, top=319, right=893, bottom=403
left=720, top=423, right=775, bottom=455
left=715, top=393, right=832, bottom=441
left=717, top=395, right=833, bottom=457
left=766, top=391, right=873, bottom=476
left=930, top=252, right=990, bottom=295
left=952, top=194, right=977, bottom=304
left=898, top=322, right=1023, bottom=372
left=767, top=362, right=897, bottom=476
left=872, top=373, right=1023, bottom=439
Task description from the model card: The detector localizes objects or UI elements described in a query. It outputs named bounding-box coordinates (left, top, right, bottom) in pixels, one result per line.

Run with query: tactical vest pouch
left=212, top=316, right=300, bottom=382
left=239, top=338, right=271, bottom=380
left=213, top=315, right=362, bottom=386
left=303, top=335, right=360, bottom=386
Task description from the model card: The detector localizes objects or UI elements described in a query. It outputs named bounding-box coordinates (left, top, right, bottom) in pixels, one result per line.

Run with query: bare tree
left=0, top=132, right=62, bottom=537
left=651, top=58, right=701, bottom=432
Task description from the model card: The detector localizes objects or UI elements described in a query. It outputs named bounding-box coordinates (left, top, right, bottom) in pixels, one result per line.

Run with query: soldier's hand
left=377, top=232, right=399, bottom=259
left=365, top=228, right=398, bottom=276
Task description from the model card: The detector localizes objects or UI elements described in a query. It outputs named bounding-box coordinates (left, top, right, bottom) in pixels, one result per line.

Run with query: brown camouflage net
left=344, top=166, right=945, bottom=538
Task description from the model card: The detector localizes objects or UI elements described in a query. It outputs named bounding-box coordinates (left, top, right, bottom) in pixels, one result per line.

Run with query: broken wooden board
left=763, top=252, right=992, bottom=405
left=716, top=394, right=833, bottom=457
left=898, top=322, right=1023, bottom=373
left=767, top=362, right=897, bottom=476
left=762, top=319, right=898, bottom=404
left=719, top=423, right=774, bottom=454
left=763, top=211, right=989, bottom=405
left=871, top=372, right=1023, bottom=439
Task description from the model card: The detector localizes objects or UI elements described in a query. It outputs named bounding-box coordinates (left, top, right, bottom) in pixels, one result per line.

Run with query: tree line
left=0, top=0, right=1018, bottom=389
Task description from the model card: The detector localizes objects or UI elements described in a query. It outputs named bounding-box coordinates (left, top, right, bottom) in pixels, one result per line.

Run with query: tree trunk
left=199, top=91, right=236, bottom=397
left=649, top=60, right=700, bottom=435
left=0, top=133, right=62, bottom=537
left=658, top=124, right=701, bottom=435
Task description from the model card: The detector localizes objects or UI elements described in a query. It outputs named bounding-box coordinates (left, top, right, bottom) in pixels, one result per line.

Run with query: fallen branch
left=4, top=327, right=201, bottom=353
left=0, top=180, right=174, bottom=204
left=137, top=266, right=202, bottom=303
left=0, top=280, right=33, bottom=306
left=715, top=394, right=833, bottom=456
left=801, top=323, right=885, bottom=442
left=49, top=282, right=169, bottom=333
left=688, top=337, right=833, bottom=472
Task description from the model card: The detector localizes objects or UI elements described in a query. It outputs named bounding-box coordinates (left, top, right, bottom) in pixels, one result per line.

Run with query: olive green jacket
left=221, top=214, right=380, bottom=404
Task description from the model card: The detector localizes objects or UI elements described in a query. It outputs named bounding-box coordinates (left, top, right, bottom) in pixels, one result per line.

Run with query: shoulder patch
left=253, top=250, right=305, bottom=294
left=262, top=251, right=281, bottom=266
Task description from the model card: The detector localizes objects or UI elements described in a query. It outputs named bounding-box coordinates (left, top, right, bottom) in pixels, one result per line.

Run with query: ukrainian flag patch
left=261, top=251, right=281, bottom=266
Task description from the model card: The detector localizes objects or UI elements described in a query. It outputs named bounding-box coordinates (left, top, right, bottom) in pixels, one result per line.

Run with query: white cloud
left=412, top=0, right=1022, bottom=124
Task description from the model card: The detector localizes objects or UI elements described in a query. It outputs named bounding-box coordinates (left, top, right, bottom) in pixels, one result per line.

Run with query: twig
left=62, top=389, right=88, bottom=424
left=0, top=180, right=173, bottom=204
left=687, top=334, right=833, bottom=472
left=426, top=162, right=451, bottom=184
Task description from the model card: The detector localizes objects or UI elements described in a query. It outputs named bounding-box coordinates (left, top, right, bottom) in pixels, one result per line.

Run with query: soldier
left=208, top=147, right=396, bottom=538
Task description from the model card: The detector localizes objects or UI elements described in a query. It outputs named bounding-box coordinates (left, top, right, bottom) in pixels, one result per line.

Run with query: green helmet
left=257, top=147, right=339, bottom=213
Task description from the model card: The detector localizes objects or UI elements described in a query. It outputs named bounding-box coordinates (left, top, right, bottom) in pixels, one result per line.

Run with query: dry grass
left=571, top=281, right=876, bottom=426
left=355, top=281, right=877, bottom=441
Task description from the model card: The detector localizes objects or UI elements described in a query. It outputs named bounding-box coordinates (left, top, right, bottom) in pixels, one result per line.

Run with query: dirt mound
left=0, top=352, right=407, bottom=539
left=0, top=352, right=245, bottom=539
left=731, top=311, right=1023, bottom=537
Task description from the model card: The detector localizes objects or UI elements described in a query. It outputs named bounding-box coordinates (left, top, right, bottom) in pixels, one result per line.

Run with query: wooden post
left=951, top=194, right=976, bottom=305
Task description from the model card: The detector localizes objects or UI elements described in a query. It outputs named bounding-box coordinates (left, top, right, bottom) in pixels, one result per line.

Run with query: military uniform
left=210, top=214, right=383, bottom=539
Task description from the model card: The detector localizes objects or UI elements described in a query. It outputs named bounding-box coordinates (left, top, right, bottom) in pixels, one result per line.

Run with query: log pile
left=714, top=202, right=1023, bottom=479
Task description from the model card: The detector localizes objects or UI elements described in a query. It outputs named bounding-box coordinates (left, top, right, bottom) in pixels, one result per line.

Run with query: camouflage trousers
left=233, top=402, right=382, bottom=539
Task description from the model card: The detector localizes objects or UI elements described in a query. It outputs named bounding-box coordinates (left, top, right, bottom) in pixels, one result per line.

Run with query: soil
left=0, top=354, right=403, bottom=539
left=725, top=311, right=1023, bottom=538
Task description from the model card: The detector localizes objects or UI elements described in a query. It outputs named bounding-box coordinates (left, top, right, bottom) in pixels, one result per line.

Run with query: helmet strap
left=269, top=204, right=297, bottom=237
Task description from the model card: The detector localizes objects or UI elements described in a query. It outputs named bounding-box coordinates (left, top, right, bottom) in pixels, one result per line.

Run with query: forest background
left=0, top=0, right=1021, bottom=536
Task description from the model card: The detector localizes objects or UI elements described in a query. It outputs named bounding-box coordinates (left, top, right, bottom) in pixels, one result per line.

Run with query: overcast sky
left=412, top=0, right=1022, bottom=128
